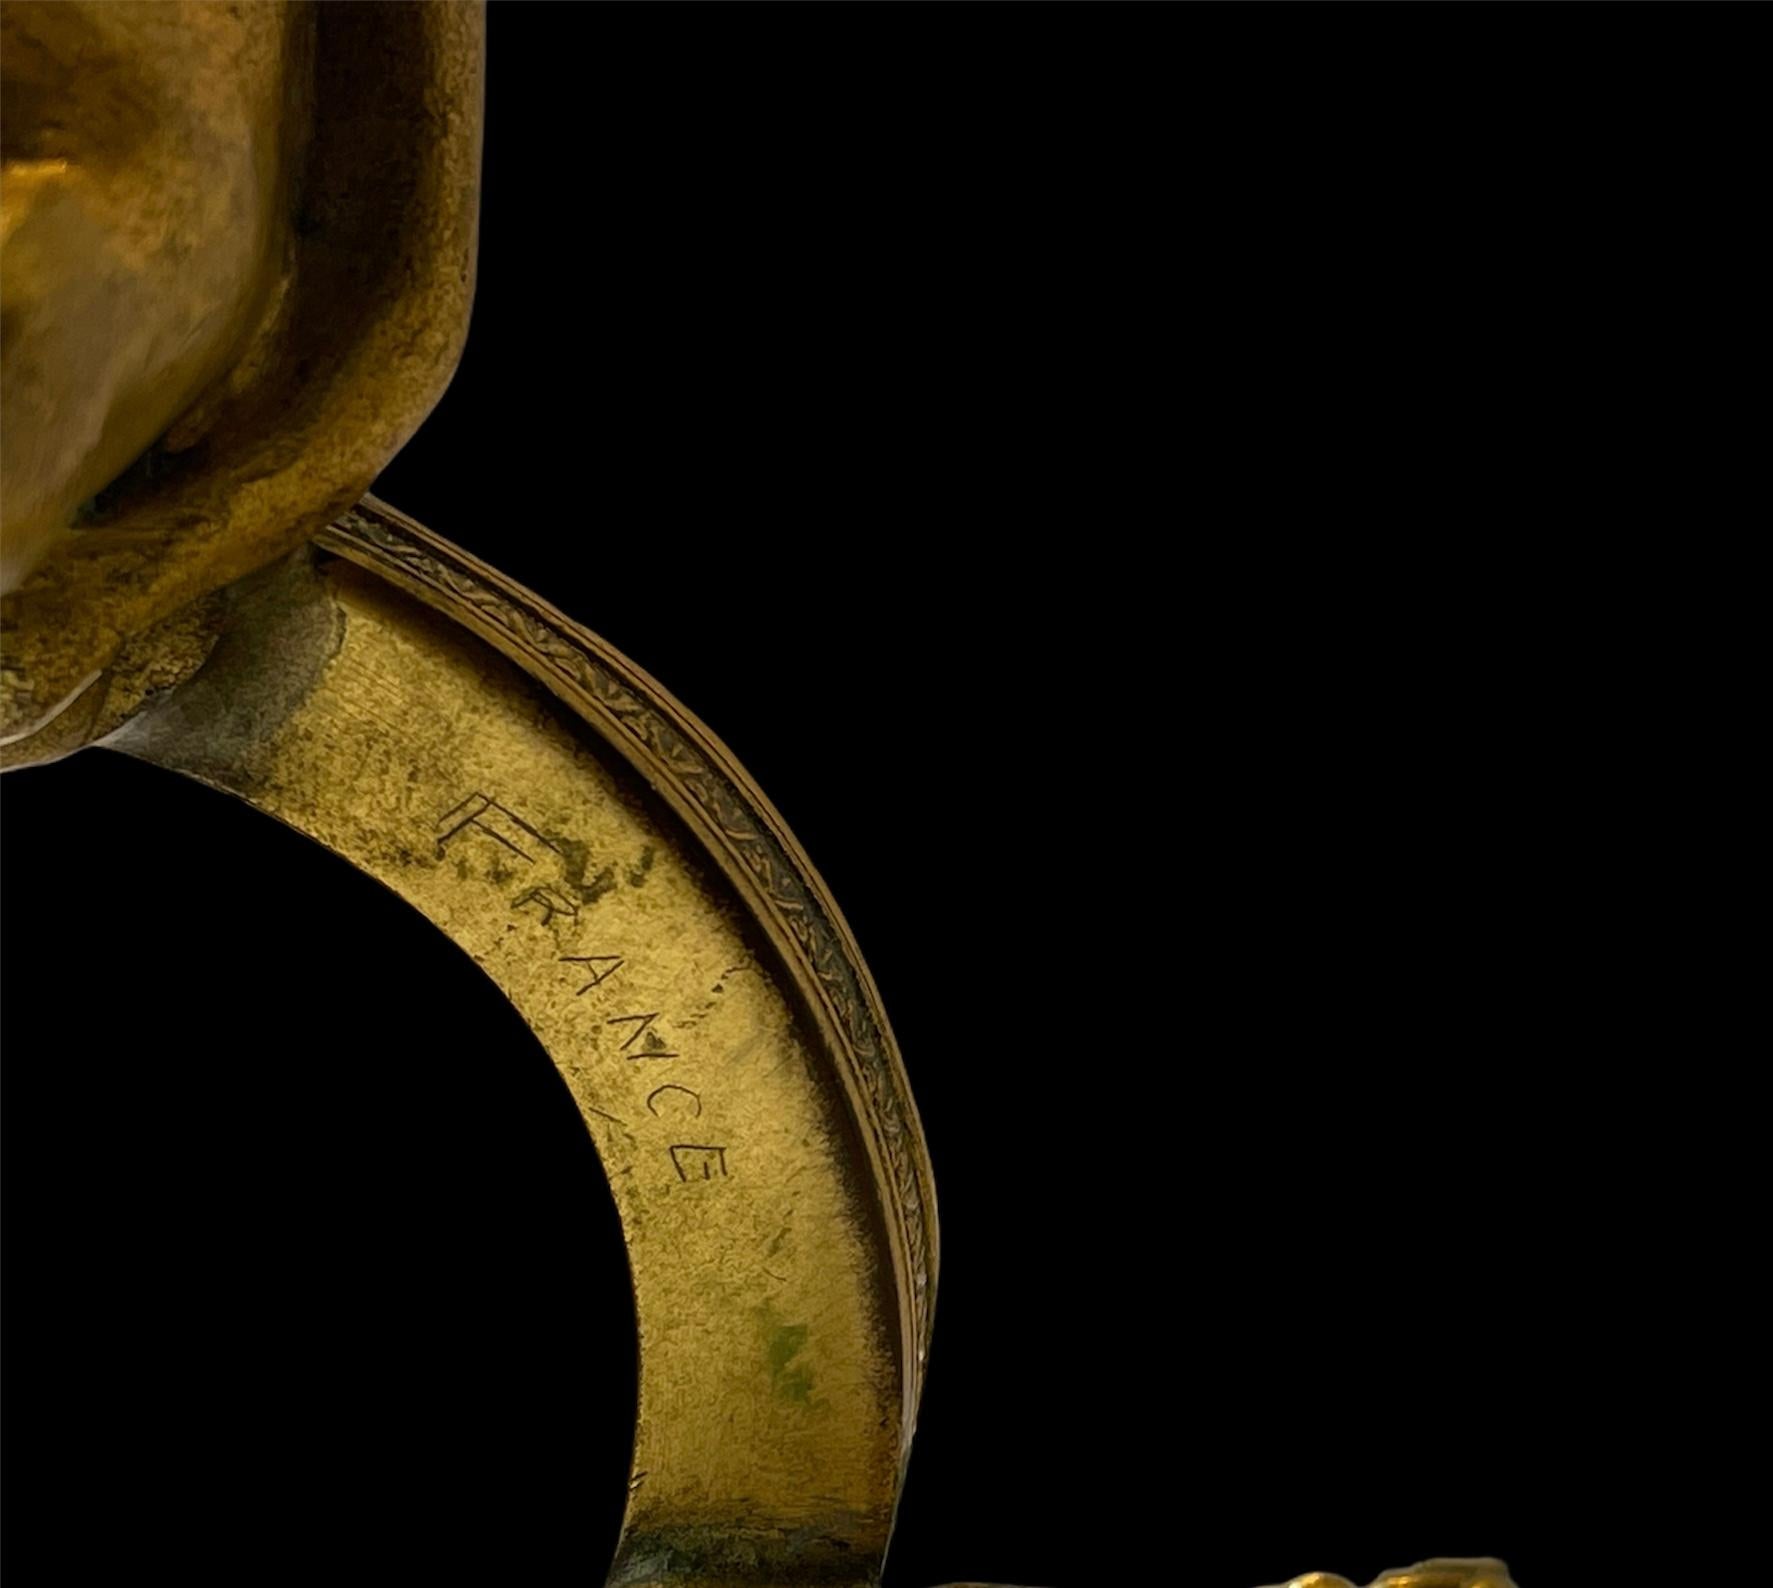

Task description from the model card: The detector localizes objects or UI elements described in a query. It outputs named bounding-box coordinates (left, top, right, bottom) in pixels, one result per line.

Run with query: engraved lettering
left=646, top=1083, right=702, bottom=1119
left=669, top=1144, right=729, bottom=1182
left=608, top=1011, right=677, bottom=1060
left=512, top=885, right=578, bottom=924
left=435, top=793, right=560, bottom=862
left=562, top=954, right=624, bottom=994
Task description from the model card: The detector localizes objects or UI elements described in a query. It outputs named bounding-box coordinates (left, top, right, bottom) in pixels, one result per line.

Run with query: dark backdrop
left=0, top=10, right=1612, bottom=1586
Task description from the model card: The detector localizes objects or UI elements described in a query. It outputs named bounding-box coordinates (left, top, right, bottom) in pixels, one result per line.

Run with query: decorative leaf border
left=319, top=497, right=936, bottom=1401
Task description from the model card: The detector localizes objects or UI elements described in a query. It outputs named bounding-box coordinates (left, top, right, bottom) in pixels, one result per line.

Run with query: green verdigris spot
left=763, top=1309, right=815, bottom=1406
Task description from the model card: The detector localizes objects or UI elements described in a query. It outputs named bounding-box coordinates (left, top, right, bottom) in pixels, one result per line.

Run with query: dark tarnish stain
left=454, top=856, right=470, bottom=881
left=625, top=843, right=656, bottom=888
left=108, top=547, right=346, bottom=784
left=552, top=836, right=618, bottom=905
left=607, top=1514, right=883, bottom=1587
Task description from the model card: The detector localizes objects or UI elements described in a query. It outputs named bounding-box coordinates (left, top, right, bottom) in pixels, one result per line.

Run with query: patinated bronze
left=0, top=7, right=1515, bottom=1586
left=1, top=0, right=478, bottom=758
left=1263, top=1567, right=1519, bottom=1588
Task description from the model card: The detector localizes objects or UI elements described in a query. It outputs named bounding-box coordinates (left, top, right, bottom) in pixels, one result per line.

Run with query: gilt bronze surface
left=0, top=6, right=1515, bottom=1584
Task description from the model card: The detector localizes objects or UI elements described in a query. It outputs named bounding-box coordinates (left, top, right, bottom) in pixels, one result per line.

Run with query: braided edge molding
left=318, top=495, right=937, bottom=1413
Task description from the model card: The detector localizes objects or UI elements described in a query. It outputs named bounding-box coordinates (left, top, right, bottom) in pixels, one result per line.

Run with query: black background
left=0, top=10, right=1620, bottom=1586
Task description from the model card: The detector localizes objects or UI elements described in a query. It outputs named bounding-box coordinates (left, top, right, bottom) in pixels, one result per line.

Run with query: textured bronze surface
left=106, top=510, right=932, bottom=1586
left=1264, top=1562, right=1519, bottom=1588
left=1, top=0, right=483, bottom=752
left=0, top=6, right=1519, bottom=1584
left=317, top=500, right=937, bottom=1396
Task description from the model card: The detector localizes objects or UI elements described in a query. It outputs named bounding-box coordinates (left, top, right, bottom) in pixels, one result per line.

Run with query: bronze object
left=0, top=7, right=1519, bottom=1585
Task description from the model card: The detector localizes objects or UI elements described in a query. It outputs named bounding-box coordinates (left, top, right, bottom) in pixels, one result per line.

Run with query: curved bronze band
left=108, top=496, right=937, bottom=1588
left=0, top=6, right=1525, bottom=1578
